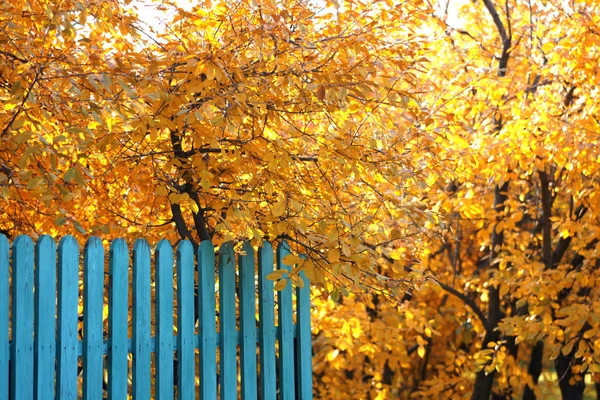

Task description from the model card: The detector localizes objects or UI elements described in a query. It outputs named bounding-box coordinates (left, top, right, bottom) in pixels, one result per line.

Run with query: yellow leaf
left=189, top=198, right=199, bottom=214
left=282, top=254, right=303, bottom=265
left=341, top=242, right=351, bottom=257
left=265, top=181, right=274, bottom=195
left=272, top=199, right=286, bottom=218
left=169, top=193, right=182, bottom=204
left=14, top=132, right=32, bottom=145
left=583, top=327, right=598, bottom=339
left=480, top=291, right=489, bottom=302
left=302, top=261, right=316, bottom=282
left=328, top=248, right=340, bottom=263
left=156, top=186, right=168, bottom=196
left=291, top=274, right=305, bottom=288
left=266, top=269, right=287, bottom=281
left=12, top=116, right=25, bottom=130
left=62, top=193, right=76, bottom=202
left=26, top=177, right=43, bottom=190
left=18, top=154, right=30, bottom=169
left=274, top=279, right=288, bottom=291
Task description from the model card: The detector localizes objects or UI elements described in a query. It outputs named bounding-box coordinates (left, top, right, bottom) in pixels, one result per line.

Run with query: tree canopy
left=3, top=0, right=600, bottom=398
left=1, top=0, right=433, bottom=287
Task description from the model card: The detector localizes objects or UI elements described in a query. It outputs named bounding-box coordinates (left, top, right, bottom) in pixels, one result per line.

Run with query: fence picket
left=198, top=241, right=217, bottom=398
left=11, top=235, right=34, bottom=400
left=108, top=239, right=129, bottom=399
left=219, top=243, right=237, bottom=400
left=296, top=271, right=313, bottom=400
left=239, top=242, right=257, bottom=400
left=0, top=235, right=8, bottom=400
left=133, top=239, right=152, bottom=399
left=258, top=242, right=276, bottom=400
left=155, top=240, right=174, bottom=399
left=83, top=237, right=104, bottom=400
left=176, top=240, right=195, bottom=400
left=34, top=235, right=57, bottom=399
left=277, top=240, right=295, bottom=400
left=57, top=236, right=79, bottom=399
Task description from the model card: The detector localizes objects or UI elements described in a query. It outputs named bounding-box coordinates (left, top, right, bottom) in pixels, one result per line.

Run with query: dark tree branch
left=170, top=202, right=198, bottom=249
left=438, top=282, right=492, bottom=333
left=481, top=0, right=512, bottom=76
left=539, top=171, right=553, bottom=270
left=552, top=204, right=587, bottom=267
left=1, top=68, right=41, bottom=137
left=481, top=0, right=510, bottom=46
left=178, top=146, right=318, bottom=162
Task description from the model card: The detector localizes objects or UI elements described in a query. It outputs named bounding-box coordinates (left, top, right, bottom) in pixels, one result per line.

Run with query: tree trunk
left=555, top=350, right=585, bottom=400
left=471, top=183, right=508, bottom=400
left=471, top=332, right=498, bottom=400
left=470, top=1, right=512, bottom=396
left=522, top=341, right=544, bottom=400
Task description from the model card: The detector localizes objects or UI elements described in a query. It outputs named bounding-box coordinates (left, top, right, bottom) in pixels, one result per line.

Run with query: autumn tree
left=0, top=0, right=434, bottom=273
left=398, top=0, right=600, bottom=398
left=0, top=0, right=438, bottom=395
left=303, top=0, right=600, bottom=398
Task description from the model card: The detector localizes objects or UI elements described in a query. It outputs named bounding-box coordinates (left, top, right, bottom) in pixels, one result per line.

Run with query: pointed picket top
left=258, top=241, right=276, bottom=400
left=276, top=239, right=295, bottom=400
left=155, top=239, right=174, bottom=400
left=57, top=236, right=79, bottom=399
left=108, top=238, right=129, bottom=400
left=132, top=238, right=151, bottom=400
left=176, top=240, right=195, bottom=400
left=239, top=241, right=257, bottom=400
left=11, top=235, right=34, bottom=400
left=198, top=240, right=217, bottom=399
left=83, top=237, right=104, bottom=400
left=219, top=242, right=237, bottom=400
left=35, top=235, right=57, bottom=400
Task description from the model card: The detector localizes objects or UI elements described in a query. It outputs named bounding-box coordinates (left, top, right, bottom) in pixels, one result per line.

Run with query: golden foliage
left=5, top=0, right=600, bottom=397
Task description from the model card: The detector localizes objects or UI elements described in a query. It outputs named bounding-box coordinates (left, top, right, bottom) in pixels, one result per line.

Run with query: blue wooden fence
left=0, top=235, right=312, bottom=399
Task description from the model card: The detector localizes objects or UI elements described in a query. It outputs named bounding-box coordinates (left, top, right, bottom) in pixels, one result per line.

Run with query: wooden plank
left=0, top=235, right=9, bottom=400
left=219, top=242, right=237, bottom=400
left=296, top=270, right=313, bottom=400
left=57, top=236, right=79, bottom=399
left=239, top=242, right=257, bottom=400
left=133, top=239, right=152, bottom=400
left=34, top=235, right=57, bottom=400
left=155, top=240, right=174, bottom=400
left=10, top=235, right=34, bottom=400
left=83, top=237, right=104, bottom=400
left=276, top=240, right=295, bottom=400
left=197, top=241, right=217, bottom=398
left=176, top=240, right=195, bottom=400
left=108, top=239, right=129, bottom=399
left=258, top=242, right=276, bottom=399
